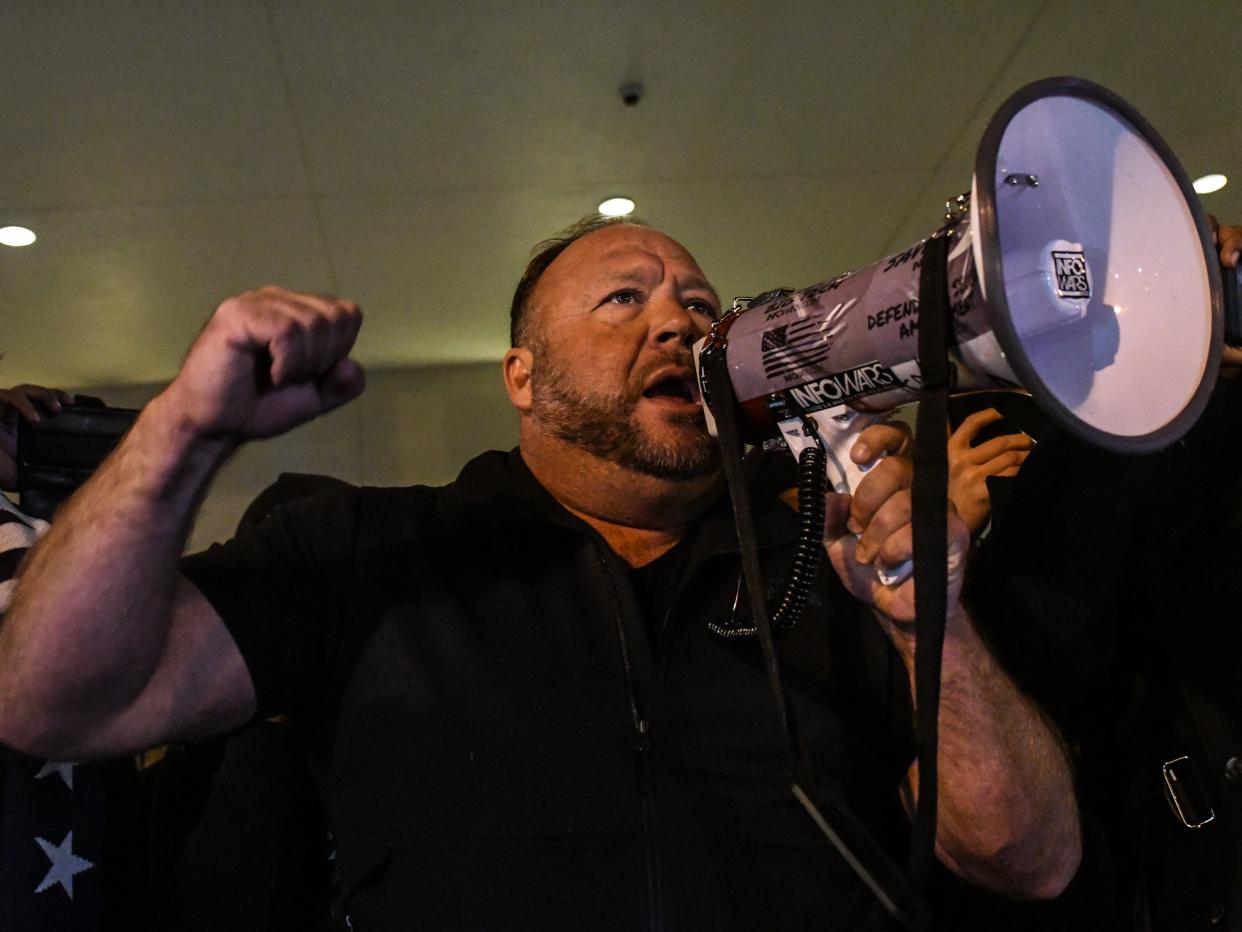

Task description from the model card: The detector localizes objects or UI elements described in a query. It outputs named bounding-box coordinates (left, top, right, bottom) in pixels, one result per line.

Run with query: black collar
left=437, top=447, right=801, bottom=559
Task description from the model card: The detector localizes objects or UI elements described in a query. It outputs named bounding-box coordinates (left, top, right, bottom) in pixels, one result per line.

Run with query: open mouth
left=642, top=371, right=699, bottom=405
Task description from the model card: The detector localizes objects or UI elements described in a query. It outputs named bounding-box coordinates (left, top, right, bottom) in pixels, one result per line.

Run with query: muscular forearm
left=0, top=391, right=232, bottom=753
left=888, top=604, right=1081, bottom=899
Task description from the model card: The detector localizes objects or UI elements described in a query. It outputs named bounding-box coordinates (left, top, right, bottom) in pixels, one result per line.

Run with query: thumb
left=318, top=357, right=366, bottom=413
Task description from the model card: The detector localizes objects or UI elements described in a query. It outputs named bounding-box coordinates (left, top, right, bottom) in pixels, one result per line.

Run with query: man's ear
left=503, top=347, right=534, bottom=413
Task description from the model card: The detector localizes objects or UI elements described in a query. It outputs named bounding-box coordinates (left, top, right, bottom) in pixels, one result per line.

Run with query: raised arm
left=825, top=423, right=1081, bottom=900
left=0, top=286, right=364, bottom=760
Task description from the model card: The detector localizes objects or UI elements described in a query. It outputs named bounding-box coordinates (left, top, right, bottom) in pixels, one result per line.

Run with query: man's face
left=524, top=225, right=722, bottom=480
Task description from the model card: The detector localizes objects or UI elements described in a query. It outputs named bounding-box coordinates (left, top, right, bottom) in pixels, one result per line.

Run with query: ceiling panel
left=322, top=167, right=935, bottom=368
left=2, top=199, right=330, bottom=386
left=0, top=1, right=306, bottom=209
left=2, top=1, right=1240, bottom=390
left=272, top=0, right=1044, bottom=192
left=916, top=1, right=1241, bottom=219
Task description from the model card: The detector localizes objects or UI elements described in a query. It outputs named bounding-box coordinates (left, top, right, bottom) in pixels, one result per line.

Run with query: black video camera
left=16, top=396, right=138, bottom=520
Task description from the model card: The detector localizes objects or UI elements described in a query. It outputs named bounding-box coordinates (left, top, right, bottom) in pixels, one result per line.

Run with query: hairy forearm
left=888, top=605, right=1081, bottom=899
left=0, top=391, right=233, bottom=751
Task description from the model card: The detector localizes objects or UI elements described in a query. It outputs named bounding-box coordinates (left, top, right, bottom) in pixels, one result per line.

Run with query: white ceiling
left=2, top=0, right=1239, bottom=388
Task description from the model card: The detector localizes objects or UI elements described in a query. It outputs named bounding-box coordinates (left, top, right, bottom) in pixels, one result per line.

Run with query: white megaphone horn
left=694, top=76, right=1224, bottom=510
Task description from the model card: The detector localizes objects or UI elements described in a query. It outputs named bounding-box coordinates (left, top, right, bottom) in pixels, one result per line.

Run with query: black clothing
left=967, top=377, right=1242, bottom=931
left=148, top=472, right=349, bottom=932
left=0, top=498, right=145, bottom=932
left=183, top=449, right=915, bottom=930
left=146, top=721, right=338, bottom=932
left=628, top=532, right=694, bottom=646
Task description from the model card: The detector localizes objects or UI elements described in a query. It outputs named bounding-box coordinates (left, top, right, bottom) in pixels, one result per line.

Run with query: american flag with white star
left=0, top=495, right=136, bottom=930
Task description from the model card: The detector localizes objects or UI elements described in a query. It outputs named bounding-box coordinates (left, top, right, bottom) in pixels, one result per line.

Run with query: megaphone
left=690, top=77, right=1227, bottom=930
left=694, top=76, right=1224, bottom=496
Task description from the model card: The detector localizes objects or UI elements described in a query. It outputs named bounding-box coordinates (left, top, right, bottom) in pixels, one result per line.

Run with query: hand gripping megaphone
left=691, top=76, right=1225, bottom=930
left=694, top=76, right=1223, bottom=498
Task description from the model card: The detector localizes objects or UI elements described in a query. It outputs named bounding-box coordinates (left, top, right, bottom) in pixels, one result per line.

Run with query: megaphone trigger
left=776, top=406, right=914, bottom=586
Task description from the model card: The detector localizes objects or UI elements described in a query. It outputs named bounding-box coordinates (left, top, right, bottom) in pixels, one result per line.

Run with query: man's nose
left=647, top=297, right=705, bottom=350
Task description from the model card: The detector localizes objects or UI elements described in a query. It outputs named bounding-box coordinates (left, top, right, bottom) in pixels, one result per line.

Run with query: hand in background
left=947, top=408, right=1033, bottom=536
left=0, top=385, right=75, bottom=491
left=1208, top=214, right=1242, bottom=368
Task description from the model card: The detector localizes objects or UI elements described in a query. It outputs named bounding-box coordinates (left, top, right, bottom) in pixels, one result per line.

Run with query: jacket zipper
left=636, top=717, right=663, bottom=932
left=596, top=551, right=663, bottom=932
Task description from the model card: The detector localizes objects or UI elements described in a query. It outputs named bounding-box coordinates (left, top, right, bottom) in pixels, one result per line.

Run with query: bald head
left=509, top=216, right=719, bottom=348
left=509, top=216, right=639, bottom=347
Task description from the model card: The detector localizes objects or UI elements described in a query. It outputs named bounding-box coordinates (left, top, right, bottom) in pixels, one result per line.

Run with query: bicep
left=80, top=575, right=256, bottom=757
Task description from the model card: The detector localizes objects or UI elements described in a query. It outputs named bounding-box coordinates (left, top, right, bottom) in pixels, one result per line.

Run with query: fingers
left=853, top=491, right=970, bottom=575
left=848, top=453, right=913, bottom=534
left=854, top=490, right=911, bottom=567
left=850, top=421, right=911, bottom=464
left=0, top=384, right=70, bottom=423
left=217, top=286, right=363, bottom=387
left=847, top=490, right=960, bottom=594
left=845, top=420, right=913, bottom=533
left=0, top=389, right=40, bottom=423
left=1218, top=223, right=1242, bottom=267
left=948, top=407, right=1004, bottom=450
left=318, top=356, right=367, bottom=413
left=987, top=447, right=1031, bottom=476
left=248, top=356, right=367, bottom=434
left=261, top=288, right=361, bottom=387
left=968, top=430, right=1035, bottom=464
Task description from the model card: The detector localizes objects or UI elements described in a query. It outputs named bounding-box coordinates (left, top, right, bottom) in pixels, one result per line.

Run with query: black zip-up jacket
left=183, top=449, right=915, bottom=930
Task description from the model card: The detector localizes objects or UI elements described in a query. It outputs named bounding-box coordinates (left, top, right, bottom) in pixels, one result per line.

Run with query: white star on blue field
left=34, top=831, right=95, bottom=899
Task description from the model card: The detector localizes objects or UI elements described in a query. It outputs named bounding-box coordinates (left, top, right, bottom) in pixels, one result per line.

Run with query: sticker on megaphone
left=1002, top=239, right=1093, bottom=336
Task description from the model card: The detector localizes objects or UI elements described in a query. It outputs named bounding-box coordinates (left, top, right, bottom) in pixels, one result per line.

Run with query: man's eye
left=687, top=300, right=717, bottom=318
left=608, top=290, right=640, bottom=306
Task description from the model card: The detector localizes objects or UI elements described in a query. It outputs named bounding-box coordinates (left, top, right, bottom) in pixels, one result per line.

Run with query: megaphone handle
left=779, top=408, right=913, bottom=585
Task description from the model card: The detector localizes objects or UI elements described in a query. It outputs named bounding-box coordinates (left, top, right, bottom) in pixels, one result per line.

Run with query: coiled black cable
left=710, top=442, right=828, bottom=638
left=769, top=443, right=826, bottom=631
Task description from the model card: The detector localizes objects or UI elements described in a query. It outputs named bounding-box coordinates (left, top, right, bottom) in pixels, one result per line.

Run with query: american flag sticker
left=760, top=319, right=830, bottom=380
left=761, top=326, right=788, bottom=351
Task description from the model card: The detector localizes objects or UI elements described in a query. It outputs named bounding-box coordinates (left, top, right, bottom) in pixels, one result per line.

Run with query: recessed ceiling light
left=598, top=197, right=635, bottom=217
left=1193, top=174, right=1228, bottom=195
left=0, top=226, right=36, bottom=248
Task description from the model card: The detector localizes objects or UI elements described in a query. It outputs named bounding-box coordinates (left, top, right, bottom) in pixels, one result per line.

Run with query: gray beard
left=529, top=347, right=720, bottom=481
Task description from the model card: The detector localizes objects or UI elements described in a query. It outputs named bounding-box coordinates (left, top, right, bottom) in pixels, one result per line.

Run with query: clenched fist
left=163, top=286, right=365, bottom=441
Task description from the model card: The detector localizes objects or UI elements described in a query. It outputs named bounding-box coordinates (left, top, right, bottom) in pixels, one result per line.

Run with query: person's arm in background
left=825, top=424, right=1081, bottom=899
left=0, top=287, right=364, bottom=761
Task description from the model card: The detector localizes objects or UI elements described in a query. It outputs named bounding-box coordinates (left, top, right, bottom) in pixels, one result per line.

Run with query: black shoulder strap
left=702, top=356, right=931, bottom=930
left=910, top=232, right=952, bottom=891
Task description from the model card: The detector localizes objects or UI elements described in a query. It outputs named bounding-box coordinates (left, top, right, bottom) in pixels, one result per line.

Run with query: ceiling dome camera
left=619, top=81, right=644, bottom=106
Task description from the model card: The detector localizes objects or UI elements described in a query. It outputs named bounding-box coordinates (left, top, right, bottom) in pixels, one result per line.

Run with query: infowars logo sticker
left=787, top=361, right=899, bottom=412
left=1051, top=250, right=1091, bottom=299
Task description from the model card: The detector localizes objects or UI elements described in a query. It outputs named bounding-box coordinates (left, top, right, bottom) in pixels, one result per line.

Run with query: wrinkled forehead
left=538, top=225, right=712, bottom=302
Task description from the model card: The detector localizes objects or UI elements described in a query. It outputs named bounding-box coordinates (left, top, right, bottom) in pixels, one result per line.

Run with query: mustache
left=634, top=349, right=696, bottom=383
